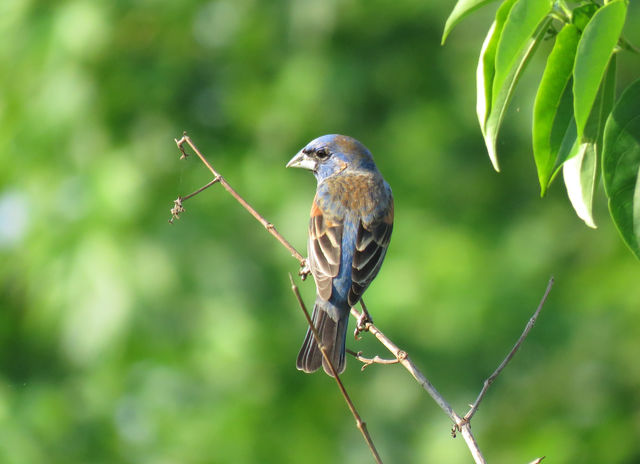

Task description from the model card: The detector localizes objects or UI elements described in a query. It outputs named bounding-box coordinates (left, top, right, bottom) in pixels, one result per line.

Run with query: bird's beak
left=286, top=150, right=317, bottom=171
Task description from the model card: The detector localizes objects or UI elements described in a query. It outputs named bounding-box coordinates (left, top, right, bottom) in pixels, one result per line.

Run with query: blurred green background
left=2, top=0, right=640, bottom=462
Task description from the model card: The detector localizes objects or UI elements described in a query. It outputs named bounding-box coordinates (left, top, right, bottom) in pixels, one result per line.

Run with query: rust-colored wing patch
left=308, top=196, right=343, bottom=301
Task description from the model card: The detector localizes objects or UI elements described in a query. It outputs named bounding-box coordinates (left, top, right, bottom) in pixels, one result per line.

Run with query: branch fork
left=170, top=133, right=553, bottom=464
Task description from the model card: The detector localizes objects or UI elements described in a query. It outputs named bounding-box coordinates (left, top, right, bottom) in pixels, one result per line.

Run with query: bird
left=286, top=134, right=393, bottom=376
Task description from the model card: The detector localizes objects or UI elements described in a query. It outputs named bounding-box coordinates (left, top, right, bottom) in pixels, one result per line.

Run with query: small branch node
left=169, top=197, right=185, bottom=224
left=454, top=418, right=469, bottom=435
left=175, top=135, right=190, bottom=159
left=347, top=349, right=400, bottom=371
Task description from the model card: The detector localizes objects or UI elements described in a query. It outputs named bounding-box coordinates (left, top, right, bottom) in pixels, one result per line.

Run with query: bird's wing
left=308, top=195, right=343, bottom=301
left=348, top=198, right=393, bottom=307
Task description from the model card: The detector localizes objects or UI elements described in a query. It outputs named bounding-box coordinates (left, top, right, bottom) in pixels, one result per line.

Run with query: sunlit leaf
left=483, top=15, right=552, bottom=172
left=493, top=0, right=553, bottom=106
left=602, top=79, right=640, bottom=258
left=573, top=0, right=626, bottom=139
left=599, top=55, right=618, bottom=139
left=442, top=0, right=500, bottom=45
left=563, top=142, right=598, bottom=228
left=476, top=0, right=518, bottom=139
left=562, top=57, right=617, bottom=228
left=477, top=23, right=497, bottom=135
left=553, top=111, right=578, bottom=177
left=533, top=24, right=580, bottom=195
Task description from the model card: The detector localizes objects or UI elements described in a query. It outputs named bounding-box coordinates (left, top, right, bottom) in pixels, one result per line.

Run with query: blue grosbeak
left=287, top=134, right=393, bottom=376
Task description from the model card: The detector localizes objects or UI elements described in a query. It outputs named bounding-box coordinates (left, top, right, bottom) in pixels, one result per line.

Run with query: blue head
left=286, top=134, right=378, bottom=182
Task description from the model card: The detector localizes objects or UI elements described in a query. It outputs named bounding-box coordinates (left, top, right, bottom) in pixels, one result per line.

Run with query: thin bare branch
left=171, top=133, right=554, bottom=464
left=346, top=349, right=399, bottom=370
left=168, top=178, right=221, bottom=223
left=349, top=305, right=487, bottom=464
left=349, top=305, right=459, bottom=421
left=174, top=134, right=305, bottom=266
left=289, top=274, right=383, bottom=464
left=173, top=133, right=486, bottom=463
left=463, top=277, right=555, bottom=423
left=182, top=177, right=221, bottom=202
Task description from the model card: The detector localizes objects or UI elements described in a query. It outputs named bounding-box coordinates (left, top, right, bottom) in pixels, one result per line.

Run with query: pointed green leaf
left=562, top=58, right=617, bottom=228
left=598, top=54, right=617, bottom=145
left=533, top=24, right=580, bottom=195
left=550, top=84, right=578, bottom=173
left=492, top=0, right=553, bottom=108
left=483, top=16, right=552, bottom=171
left=573, top=0, right=626, bottom=139
left=477, top=22, right=498, bottom=135
left=476, top=0, right=518, bottom=135
left=553, top=111, right=579, bottom=180
left=563, top=142, right=599, bottom=228
left=602, top=79, right=640, bottom=259
left=442, top=0, right=500, bottom=45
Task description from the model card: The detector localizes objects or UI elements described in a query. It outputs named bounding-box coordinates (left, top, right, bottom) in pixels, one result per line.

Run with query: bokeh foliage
left=1, top=0, right=640, bottom=463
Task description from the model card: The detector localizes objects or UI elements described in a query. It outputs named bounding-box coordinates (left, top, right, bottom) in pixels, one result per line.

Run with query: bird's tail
left=296, top=301, right=349, bottom=377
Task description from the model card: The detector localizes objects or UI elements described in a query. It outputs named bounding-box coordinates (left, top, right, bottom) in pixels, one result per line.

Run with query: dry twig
left=289, top=275, right=383, bottom=464
left=346, top=349, right=399, bottom=370
left=171, top=133, right=554, bottom=464
left=173, top=133, right=305, bottom=266
left=463, top=278, right=554, bottom=423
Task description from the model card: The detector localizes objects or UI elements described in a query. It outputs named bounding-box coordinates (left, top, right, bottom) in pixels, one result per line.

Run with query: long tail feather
left=296, top=302, right=348, bottom=376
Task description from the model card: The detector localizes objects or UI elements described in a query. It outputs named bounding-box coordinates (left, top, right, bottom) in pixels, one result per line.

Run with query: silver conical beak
left=286, top=150, right=317, bottom=171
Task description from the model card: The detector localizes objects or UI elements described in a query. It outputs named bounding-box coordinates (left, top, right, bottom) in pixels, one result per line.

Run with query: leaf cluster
left=443, top=0, right=640, bottom=258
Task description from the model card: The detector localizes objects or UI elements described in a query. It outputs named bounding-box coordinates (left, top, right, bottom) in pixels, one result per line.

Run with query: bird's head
left=286, top=134, right=376, bottom=181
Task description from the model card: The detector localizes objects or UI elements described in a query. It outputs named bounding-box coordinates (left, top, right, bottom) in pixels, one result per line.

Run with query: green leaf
left=563, top=141, right=599, bottom=228
left=553, top=110, right=579, bottom=179
left=550, top=83, right=578, bottom=172
left=533, top=24, right=580, bottom=196
left=573, top=0, right=627, bottom=139
left=482, top=15, right=552, bottom=171
left=442, top=0, right=500, bottom=45
left=492, top=0, right=553, bottom=110
left=598, top=55, right=617, bottom=142
left=562, top=57, right=617, bottom=229
left=476, top=0, right=518, bottom=137
left=602, top=79, right=640, bottom=259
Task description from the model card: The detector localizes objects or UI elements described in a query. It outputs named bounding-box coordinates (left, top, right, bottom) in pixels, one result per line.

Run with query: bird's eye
left=315, top=147, right=330, bottom=160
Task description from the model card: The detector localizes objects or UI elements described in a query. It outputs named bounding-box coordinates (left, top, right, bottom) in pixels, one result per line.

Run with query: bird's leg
left=354, top=300, right=374, bottom=339
left=299, top=258, right=311, bottom=281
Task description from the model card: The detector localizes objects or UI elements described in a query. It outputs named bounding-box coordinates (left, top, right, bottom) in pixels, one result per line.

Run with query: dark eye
left=315, top=147, right=330, bottom=160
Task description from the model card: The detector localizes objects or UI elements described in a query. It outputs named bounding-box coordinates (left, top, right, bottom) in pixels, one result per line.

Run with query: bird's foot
left=353, top=308, right=373, bottom=340
left=299, top=259, right=311, bottom=281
